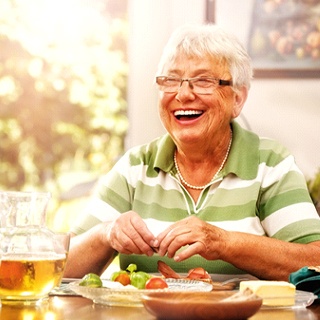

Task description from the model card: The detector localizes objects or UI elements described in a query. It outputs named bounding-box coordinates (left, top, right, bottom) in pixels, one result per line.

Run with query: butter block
left=239, top=280, right=296, bottom=306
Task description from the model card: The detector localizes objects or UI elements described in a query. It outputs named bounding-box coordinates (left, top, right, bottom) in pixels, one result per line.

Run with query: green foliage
left=0, top=0, right=128, bottom=228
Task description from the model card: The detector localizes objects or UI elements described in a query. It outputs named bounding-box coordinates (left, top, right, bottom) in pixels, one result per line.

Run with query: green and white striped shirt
left=72, top=122, right=320, bottom=277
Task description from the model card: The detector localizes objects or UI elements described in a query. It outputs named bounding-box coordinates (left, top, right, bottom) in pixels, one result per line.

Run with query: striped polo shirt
left=72, top=121, right=320, bottom=277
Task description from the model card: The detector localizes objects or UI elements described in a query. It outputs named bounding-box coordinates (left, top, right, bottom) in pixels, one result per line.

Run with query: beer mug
left=0, top=191, right=69, bottom=305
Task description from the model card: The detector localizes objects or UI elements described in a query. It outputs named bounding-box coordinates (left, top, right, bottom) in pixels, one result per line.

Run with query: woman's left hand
left=156, top=216, right=227, bottom=262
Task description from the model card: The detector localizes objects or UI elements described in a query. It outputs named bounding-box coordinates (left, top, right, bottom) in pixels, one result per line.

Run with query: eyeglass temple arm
left=219, top=79, right=232, bottom=86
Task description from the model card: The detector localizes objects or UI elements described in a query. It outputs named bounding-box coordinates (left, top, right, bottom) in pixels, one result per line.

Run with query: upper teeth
left=174, top=110, right=203, bottom=116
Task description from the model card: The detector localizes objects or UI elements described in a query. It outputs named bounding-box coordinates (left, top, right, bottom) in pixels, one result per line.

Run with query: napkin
left=289, top=266, right=320, bottom=298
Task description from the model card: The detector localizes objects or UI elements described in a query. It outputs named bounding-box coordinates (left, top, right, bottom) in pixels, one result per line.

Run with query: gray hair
left=157, top=24, right=253, bottom=90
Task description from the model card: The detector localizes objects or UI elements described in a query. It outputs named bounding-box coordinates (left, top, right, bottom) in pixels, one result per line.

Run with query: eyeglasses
left=155, top=76, right=232, bottom=95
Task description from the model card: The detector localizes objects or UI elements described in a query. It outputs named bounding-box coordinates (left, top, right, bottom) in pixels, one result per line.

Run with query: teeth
left=174, top=110, right=203, bottom=116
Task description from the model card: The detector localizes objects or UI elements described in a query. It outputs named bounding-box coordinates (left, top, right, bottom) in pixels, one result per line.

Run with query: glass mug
left=0, top=191, right=70, bottom=305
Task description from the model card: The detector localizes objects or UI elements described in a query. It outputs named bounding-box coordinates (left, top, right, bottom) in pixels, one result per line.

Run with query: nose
left=179, top=79, right=193, bottom=90
left=175, top=79, right=195, bottom=101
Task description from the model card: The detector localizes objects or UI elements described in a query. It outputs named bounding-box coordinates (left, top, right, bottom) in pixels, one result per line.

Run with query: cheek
left=158, top=93, right=173, bottom=114
left=158, top=95, right=171, bottom=122
left=215, top=90, right=235, bottom=114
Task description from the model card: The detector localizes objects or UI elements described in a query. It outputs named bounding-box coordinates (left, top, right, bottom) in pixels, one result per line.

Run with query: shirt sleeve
left=258, top=153, right=320, bottom=243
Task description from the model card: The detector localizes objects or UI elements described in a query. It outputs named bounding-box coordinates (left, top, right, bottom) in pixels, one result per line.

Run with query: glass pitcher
left=0, top=191, right=69, bottom=305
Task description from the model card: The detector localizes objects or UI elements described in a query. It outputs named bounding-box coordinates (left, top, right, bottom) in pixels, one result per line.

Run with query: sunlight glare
left=14, top=0, right=109, bottom=63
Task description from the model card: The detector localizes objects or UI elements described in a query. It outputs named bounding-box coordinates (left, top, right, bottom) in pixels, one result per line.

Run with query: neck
left=174, top=130, right=232, bottom=190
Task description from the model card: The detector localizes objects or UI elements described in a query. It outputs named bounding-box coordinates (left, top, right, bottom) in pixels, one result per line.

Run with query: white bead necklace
left=174, top=131, right=232, bottom=190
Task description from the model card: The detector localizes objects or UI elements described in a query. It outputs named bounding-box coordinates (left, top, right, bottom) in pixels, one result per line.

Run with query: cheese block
left=239, top=280, right=296, bottom=306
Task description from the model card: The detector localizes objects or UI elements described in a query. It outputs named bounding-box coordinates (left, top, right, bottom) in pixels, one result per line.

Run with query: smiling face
left=158, top=53, right=247, bottom=151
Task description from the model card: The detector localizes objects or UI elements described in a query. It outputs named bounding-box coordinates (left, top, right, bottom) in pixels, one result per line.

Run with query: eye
left=165, top=77, right=180, bottom=84
left=194, top=78, right=215, bottom=87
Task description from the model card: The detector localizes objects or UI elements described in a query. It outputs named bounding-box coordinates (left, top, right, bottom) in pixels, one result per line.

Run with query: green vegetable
left=111, top=263, right=151, bottom=289
left=126, top=263, right=137, bottom=273
left=130, top=271, right=151, bottom=289
left=79, top=273, right=103, bottom=288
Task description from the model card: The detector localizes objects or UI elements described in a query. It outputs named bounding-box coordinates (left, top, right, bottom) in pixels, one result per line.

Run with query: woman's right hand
left=105, top=211, right=158, bottom=257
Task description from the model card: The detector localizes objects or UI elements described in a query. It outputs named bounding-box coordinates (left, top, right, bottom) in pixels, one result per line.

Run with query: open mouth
left=174, top=110, right=203, bottom=120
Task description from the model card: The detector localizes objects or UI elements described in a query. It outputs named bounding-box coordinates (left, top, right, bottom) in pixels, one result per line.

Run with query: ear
left=232, top=86, right=248, bottom=119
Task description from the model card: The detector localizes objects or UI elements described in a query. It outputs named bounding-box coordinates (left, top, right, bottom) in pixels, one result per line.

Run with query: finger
left=174, top=242, right=204, bottom=262
left=119, top=239, right=145, bottom=255
left=157, top=217, right=196, bottom=246
left=107, top=217, right=142, bottom=254
left=158, top=228, right=192, bottom=257
left=130, top=214, right=157, bottom=247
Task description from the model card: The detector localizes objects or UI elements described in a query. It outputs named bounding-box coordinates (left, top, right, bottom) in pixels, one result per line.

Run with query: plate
left=141, top=291, right=263, bottom=320
left=261, top=290, right=317, bottom=309
left=68, top=278, right=213, bottom=307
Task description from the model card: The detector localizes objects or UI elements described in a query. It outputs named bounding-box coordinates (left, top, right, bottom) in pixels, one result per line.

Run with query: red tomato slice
left=187, top=267, right=211, bottom=280
left=145, top=277, right=168, bottom=289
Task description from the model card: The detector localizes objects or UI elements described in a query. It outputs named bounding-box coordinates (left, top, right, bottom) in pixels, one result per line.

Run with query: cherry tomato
left=114, top=273, right=131, bottom=286
left=145, top=277, right=168, bottom=289
left=187, top=267, right=211, bottom=280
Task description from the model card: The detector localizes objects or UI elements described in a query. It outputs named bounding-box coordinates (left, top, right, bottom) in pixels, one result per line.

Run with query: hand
left=106, top=211, right=157, bottom=256
left=156, top=216, right=227, bottom=262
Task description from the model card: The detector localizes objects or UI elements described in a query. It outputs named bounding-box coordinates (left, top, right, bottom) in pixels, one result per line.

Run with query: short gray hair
left=157, top=24, right=253, bottom=90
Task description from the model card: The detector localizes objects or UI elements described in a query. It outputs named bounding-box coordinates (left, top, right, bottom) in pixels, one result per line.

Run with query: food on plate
left=79, top=273, right=103, bottom=288
left=113, top=272, right=131, bottom=286
left=157, top=260, right=239, bottom=291
left=157, top=261, right=211, bottom=282
left=157, top=260, right=181, bottom=279
left=239, top=280, right=296, bottom=306
left=130, top=271, right=152, bottom=289
left=145, top=277, right=168, bottom=289
left=111, top=263, right=152, bottom=289
left=187, top=267, right=212, bottom=281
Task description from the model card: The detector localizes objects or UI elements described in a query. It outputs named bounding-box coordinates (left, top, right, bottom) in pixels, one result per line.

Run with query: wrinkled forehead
left=161, top=49, right=230, bottom=76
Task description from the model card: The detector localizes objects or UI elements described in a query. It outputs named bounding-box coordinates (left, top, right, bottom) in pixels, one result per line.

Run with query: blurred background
left=0, top=0, right=319, bottom=232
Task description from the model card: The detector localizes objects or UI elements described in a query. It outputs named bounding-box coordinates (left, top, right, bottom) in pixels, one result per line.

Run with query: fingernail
left=151, top=239, right=159, bottom=247
left=147, top=250, right=154, bottom=257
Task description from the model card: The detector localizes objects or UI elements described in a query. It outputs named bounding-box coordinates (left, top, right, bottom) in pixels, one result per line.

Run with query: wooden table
left=1, top=296, right=320, bottom=320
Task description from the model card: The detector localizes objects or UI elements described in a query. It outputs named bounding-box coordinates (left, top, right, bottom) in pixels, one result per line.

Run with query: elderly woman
left=65, top=24, right=320, bottom=281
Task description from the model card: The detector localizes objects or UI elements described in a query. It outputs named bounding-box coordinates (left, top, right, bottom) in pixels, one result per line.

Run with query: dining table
left=1, top=294, right=320, bottom=320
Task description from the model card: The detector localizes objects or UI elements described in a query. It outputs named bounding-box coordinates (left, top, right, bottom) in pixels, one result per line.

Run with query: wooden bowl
left=141, top=291, right=262, bottom=320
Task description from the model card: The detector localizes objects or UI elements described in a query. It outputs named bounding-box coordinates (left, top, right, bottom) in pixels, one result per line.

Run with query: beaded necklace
left=174, top=132, right=232, bottom=190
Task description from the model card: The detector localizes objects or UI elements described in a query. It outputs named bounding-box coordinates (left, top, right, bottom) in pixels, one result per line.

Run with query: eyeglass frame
left=155, top=76, right=233, bottom=95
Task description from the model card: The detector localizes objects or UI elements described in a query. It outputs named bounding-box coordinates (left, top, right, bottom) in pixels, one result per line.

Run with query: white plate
left=261, top=290, right=317, bottom=309
left=68, top=278, right=213, bottom=307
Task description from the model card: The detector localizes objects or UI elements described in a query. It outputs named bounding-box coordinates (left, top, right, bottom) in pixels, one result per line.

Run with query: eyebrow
left=165, top=69, right=215, bottom=76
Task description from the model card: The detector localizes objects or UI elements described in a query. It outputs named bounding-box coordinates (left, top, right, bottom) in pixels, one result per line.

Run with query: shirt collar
left=154, top=121, right=260, bottom=180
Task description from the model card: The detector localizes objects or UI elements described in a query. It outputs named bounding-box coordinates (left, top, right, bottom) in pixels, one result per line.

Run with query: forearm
left=64, top=223, right=116, bottom=278
left=221, top=231, right=320, bottom=280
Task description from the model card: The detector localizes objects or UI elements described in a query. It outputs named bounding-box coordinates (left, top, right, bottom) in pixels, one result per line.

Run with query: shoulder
left=233, top=121, right=292, bottom=163
left=122, top=134, right=176, bottom=172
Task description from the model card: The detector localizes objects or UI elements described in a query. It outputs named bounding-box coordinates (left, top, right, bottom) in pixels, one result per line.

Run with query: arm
left=221, top=231, right=320, bottom=280
left=64, top=211, right=158, bottom=278
left=64, top=223, right=115, bottom=278
left=156, top=216, right=320, bottom=280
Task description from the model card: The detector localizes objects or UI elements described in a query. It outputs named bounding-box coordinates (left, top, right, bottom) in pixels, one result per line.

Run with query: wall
left=127, top=0, right=320, bottom=179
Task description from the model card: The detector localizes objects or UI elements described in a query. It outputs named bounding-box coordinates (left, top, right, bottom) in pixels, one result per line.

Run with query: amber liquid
left=0, top=253, right=67, bottom=302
